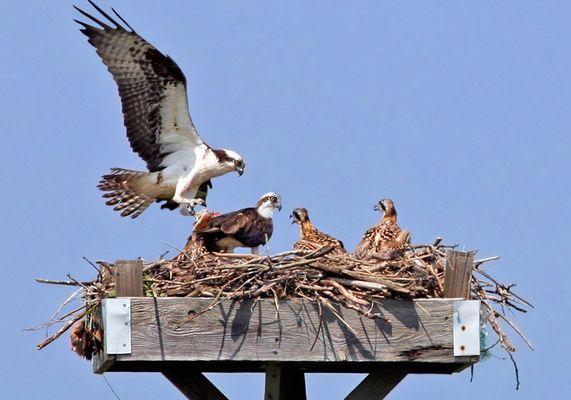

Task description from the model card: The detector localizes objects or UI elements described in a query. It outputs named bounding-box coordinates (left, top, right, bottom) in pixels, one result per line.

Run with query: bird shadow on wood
left=358, top=308, right=393, bottom=357
left=327, top=304, right=376, bottom=361
left=298, top=301, right=393, bottom=361
left=152, top=296, right=166, bottom=360
left=215, top=299, right=258, bottom=360
left=385, top=299, right=420, bottom=331
left=215, top=300, right=237, bottom=360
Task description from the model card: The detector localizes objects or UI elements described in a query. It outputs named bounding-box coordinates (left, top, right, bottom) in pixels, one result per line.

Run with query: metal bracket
left=452, top=300, right=480, bottom=356
left=102, top=298, right=132, bottom=355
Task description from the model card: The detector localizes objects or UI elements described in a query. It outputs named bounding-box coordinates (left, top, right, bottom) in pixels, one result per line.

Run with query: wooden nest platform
left=35, top=241, right=532, bottom=399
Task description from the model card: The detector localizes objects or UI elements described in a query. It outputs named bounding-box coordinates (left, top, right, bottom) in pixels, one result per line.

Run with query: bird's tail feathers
left=98, top=168, right=154, bottom=218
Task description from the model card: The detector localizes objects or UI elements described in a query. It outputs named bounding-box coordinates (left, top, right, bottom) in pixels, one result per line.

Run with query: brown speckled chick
left=354, top=199, right=411, bottom=260
left=290, top=208, right=346, bottom=254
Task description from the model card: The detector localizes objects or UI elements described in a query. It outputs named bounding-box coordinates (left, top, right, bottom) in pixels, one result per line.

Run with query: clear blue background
left=1, top=1, right=568, bottom=398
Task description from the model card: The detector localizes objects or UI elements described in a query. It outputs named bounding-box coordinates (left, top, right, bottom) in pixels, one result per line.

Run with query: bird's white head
left=256, top=192, right=282, bottom=219
left=213, top=149, right=246, bottom=176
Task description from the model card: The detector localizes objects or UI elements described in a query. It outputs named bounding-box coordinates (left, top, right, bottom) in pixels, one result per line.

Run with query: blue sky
left=1, top=1, right=569, bottom=398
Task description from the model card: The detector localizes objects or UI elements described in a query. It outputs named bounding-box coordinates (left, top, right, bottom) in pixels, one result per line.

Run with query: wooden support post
left=345, top=367, right=408, bottom=400
left=163, top=368, right=228, bottom=400
left=443, top=251, right=474, bottom=299
left=114, top=259, right=143, bottom=297
left=264, top=364, right=307, bottom=400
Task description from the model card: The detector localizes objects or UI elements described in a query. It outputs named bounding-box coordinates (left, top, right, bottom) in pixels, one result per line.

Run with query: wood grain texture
left=345, top=367, right=407, bottom=400
left=162, top=368, right=228, bottom=400
left=112, top=298, right=464, bottom=364
left=443, top=251, right=474, bottom=299
left=114, top=259, right=143, bottom=297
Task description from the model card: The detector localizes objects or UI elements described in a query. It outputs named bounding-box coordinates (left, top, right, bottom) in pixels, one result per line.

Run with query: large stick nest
left=33, top=238, right=532, bottom=388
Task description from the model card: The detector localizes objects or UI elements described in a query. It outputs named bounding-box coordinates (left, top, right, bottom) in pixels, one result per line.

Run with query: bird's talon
left=179, top=203, right=195, bottom=217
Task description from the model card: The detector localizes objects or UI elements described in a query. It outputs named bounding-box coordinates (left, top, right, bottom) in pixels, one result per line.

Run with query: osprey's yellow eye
left=270, top=196, right=277, bottom=202
left=234, top=160, right=240, bottom=165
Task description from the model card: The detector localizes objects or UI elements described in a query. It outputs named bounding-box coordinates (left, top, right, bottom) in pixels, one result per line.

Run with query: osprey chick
left=354, top=199, right=411, bottom=260
left=290, top=208, right=346, bottom=254
left=75, top=2, right=245, bottom=218
left=195, top=193, right=282, bottom=254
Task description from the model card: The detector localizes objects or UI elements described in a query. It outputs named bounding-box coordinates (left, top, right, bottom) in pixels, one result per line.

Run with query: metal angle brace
left=452, top=300, right=481, bottom=357
left=102, top=298, right=132, bottom=355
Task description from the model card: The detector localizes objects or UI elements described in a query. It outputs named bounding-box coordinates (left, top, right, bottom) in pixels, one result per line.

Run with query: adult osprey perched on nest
left=75, top=2, right=245, bottom=218
left=195, top=193, right=282, bottom=254
left=354, top=198, right=411, bottom=260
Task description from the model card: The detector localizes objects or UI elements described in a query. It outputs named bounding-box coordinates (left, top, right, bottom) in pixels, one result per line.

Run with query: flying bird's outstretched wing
left=75, top=1, right=203, bottom=172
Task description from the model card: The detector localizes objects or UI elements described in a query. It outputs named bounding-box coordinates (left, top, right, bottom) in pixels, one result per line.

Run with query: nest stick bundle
left=33, top=238, right=532, bottom=387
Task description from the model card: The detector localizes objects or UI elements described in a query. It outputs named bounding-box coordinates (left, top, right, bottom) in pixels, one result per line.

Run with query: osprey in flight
left=195, top=193, right=282, bottom=254
left=354, top=198, right=411, bottom=260
left=75, top=2, right=245, bottom=218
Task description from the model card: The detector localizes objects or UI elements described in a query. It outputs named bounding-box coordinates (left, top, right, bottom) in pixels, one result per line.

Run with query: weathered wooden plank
left=114, top=259, right=143, bottom=297
left=100, top=359, right=474, bottom=374
left=113, top=298, right=463, bottom=364
left=92, top=305, right=116, bottom=374
left=92, top=351, right=115, bottom=374
left=444, top=251, right=474, bottom=299
left=345, top=366, right=408, bottom=400
left=264, top=364, right=306, bottom=400
left=162, top=368, right=228, bottom=400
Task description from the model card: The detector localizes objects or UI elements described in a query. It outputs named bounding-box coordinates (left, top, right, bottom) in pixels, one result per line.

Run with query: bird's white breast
left=161, top=144, right=207, bottom=183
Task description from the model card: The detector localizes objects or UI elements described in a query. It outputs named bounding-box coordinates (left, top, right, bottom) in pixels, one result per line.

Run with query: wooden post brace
left=264, top=364, right=307, bottom=400
left=163, top=368, right=228, bottom=400
left=345, top=366, right=408, bottom=400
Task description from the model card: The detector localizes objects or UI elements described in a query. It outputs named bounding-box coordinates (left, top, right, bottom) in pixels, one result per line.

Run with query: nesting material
left=34, top=238, right=532, bottom=387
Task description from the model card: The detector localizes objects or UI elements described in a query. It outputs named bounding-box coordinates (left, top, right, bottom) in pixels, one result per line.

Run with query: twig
left=36, top=309, right=87, bottom=350
left=507, top=350, right=520, bottom=390
left=493, top=311, right=534, bottom=350
left=35, top=278, right=94, bottom=286
left=473, top=256, right=500, bottom=266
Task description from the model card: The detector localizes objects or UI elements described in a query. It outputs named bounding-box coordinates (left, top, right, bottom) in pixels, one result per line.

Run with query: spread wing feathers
left=98, top=168, right=155, bottom=218
left=75, top=1, right=203, bottom=172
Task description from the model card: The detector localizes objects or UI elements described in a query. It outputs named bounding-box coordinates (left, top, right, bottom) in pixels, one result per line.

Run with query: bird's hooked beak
left=373, top=202, right=386, bottom=212
left=276, top=200, right=282, bottom=211
left=236, top=166, right=244, bottom=176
